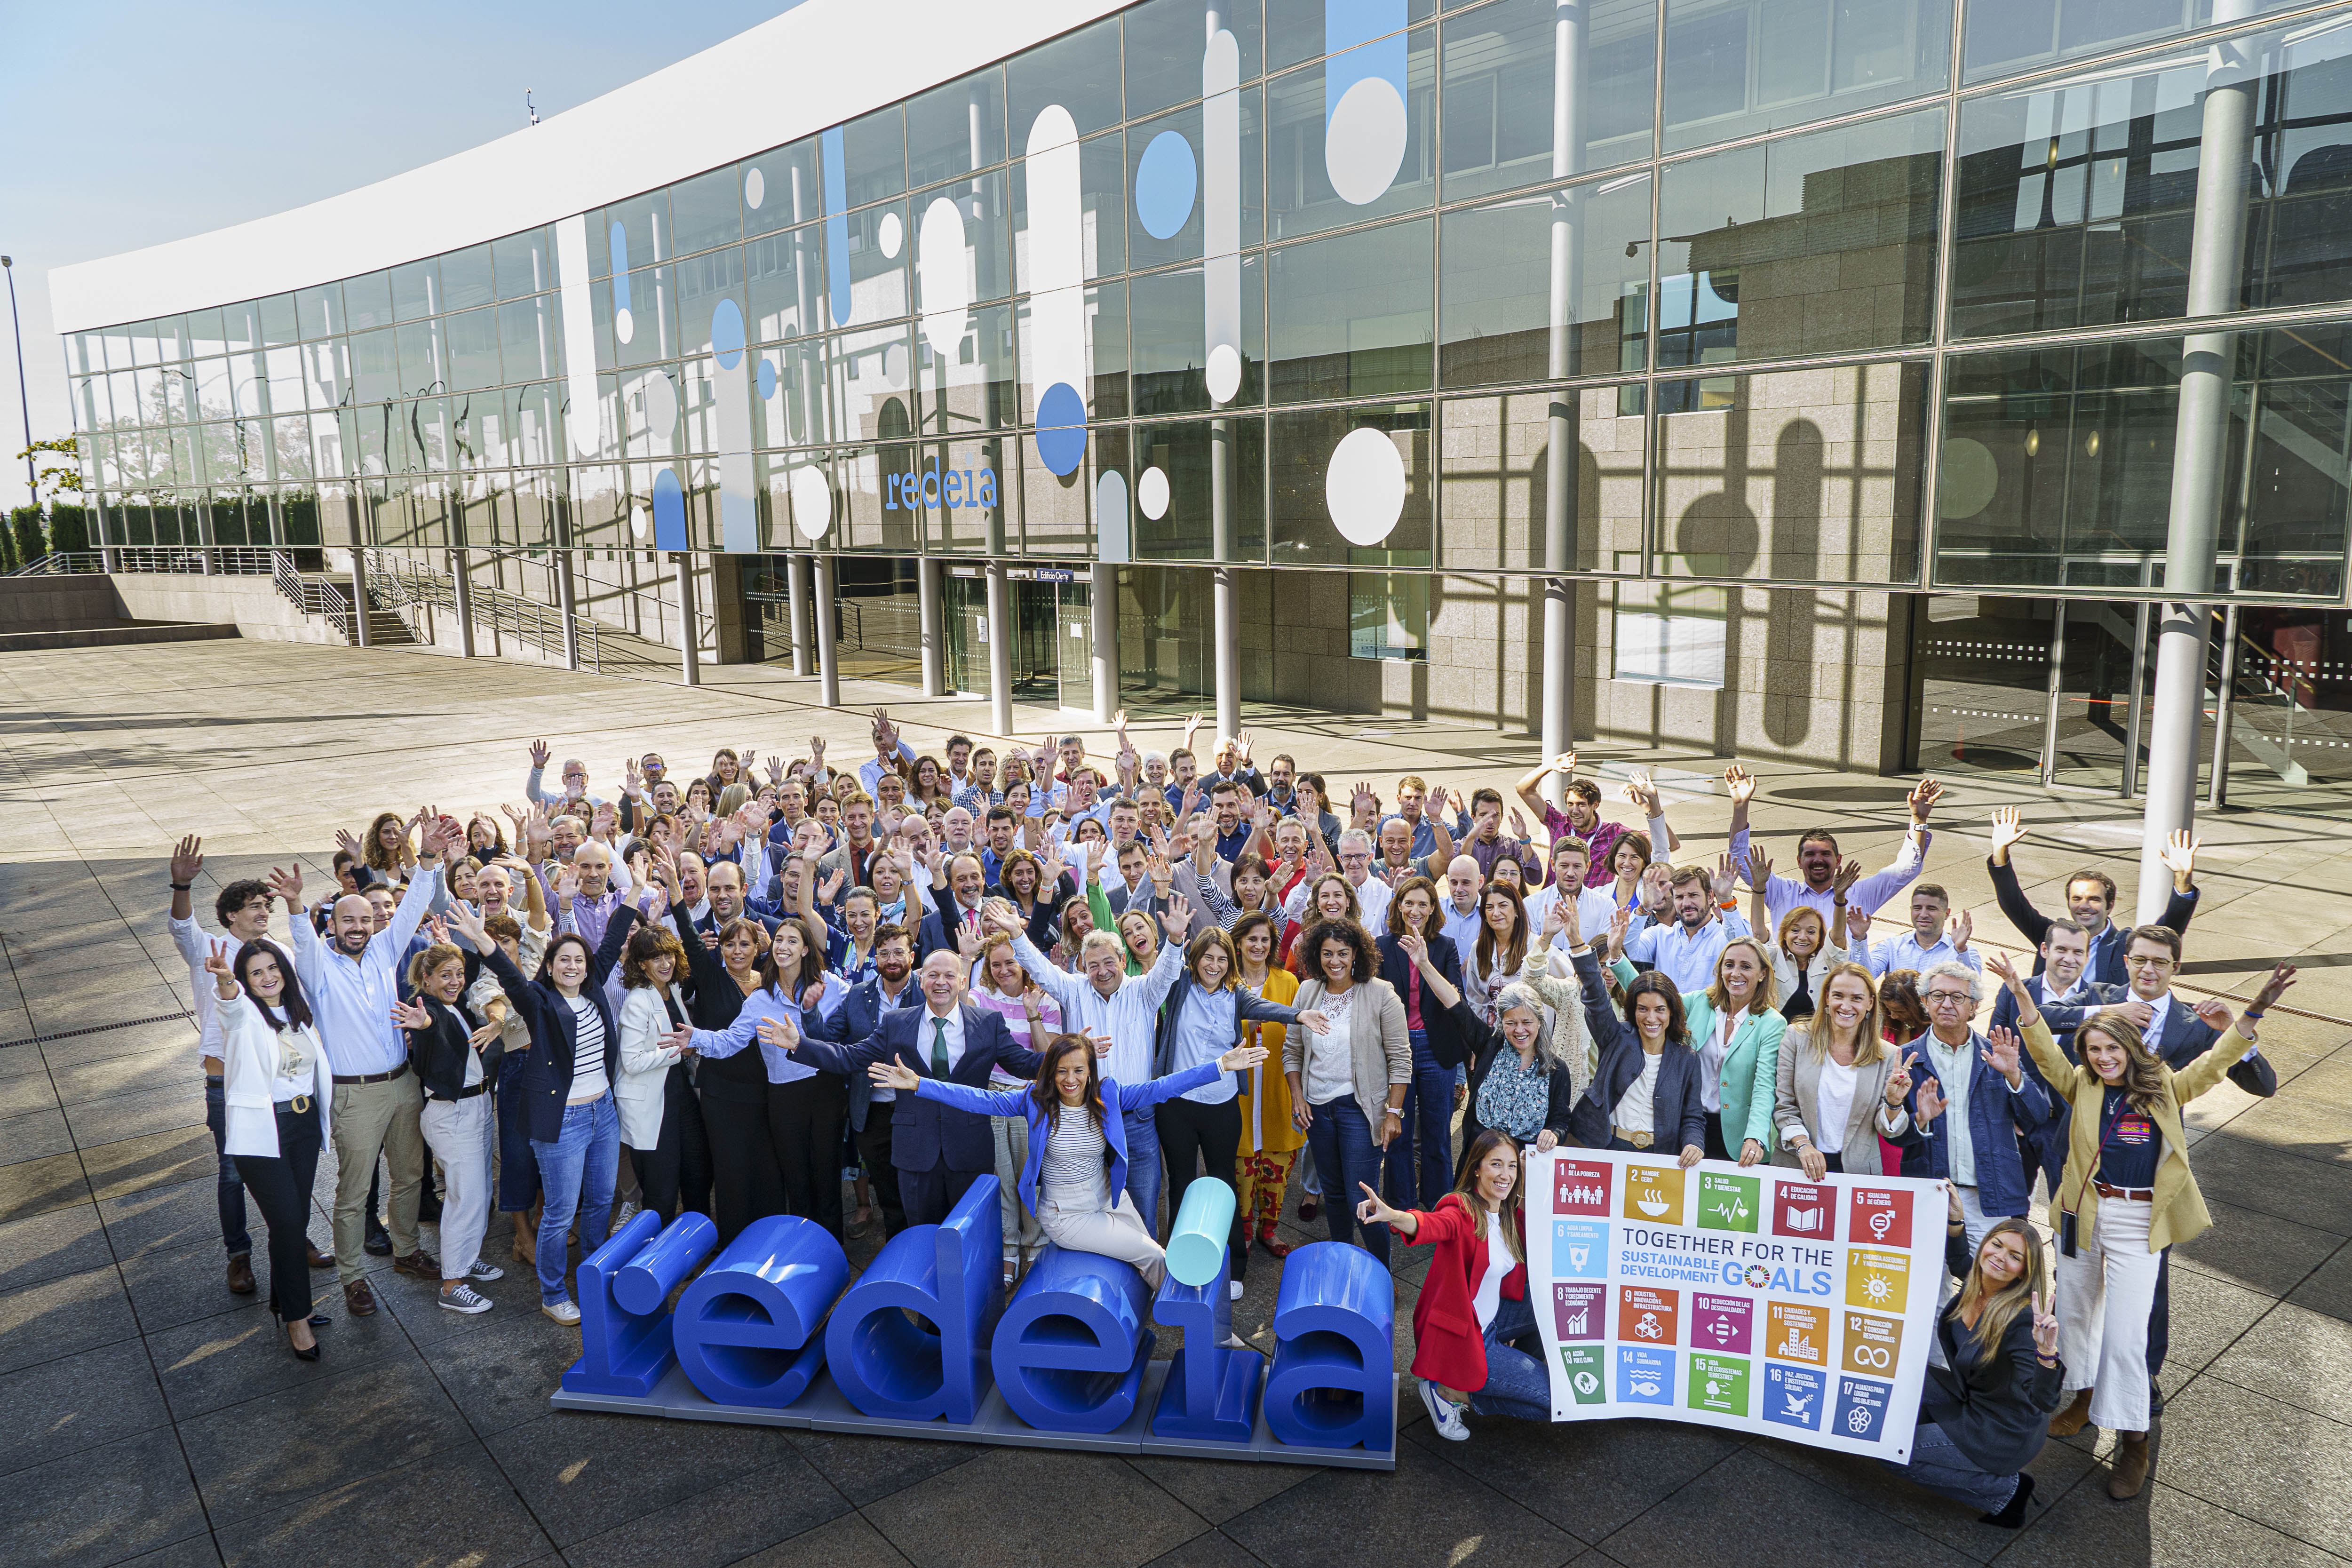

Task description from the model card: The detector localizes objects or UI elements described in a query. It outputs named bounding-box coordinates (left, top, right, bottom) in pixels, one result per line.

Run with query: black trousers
left=1703, top=1111, right=1733, bottom=1164
left=898, top=1161, right=985, bottom=1228
left=237, top=1099, right=325, bottom=1323
left=1156, top=1095, right=1248, bottom=1281
left=630, top=1065, right=713, bottom=1223
left=768, top=1074, right=850, bottom=1239
left=855, top=1112, right=908, bottom=1237
left=699, top=1088, right=785, bottom=1245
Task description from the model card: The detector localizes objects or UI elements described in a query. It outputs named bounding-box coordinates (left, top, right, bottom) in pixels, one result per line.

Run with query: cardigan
left=1401, top=1193, right=1529, bottom=1394
left=1769, top=1030, right=1909, bottom=1176
left=914, top=1061, right=1224, bottom=1213
left=1284, top=976, right=1412, bottom=1133
left=2019, top=1013, right=2246, bottom=1252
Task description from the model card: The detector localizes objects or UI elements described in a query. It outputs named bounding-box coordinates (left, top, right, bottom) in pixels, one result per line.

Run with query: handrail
left=272, top=549, right=355, bottom=642
left=363, top=549, right=612, bottom=671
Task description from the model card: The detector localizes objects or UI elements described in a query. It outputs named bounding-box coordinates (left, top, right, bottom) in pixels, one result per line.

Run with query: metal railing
left=363, top=549, right=636, bottom=671
left=4, top=551, right=102, bottom=576
left=272, top=550, right=356, bottom=642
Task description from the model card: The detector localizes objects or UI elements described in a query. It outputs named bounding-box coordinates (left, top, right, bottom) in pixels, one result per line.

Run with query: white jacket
left=1767, top=940, right=1854, bottom=1012
left=218, top=990, right=333, bottom=1159
left=616, top=984, right=689, bottom=1149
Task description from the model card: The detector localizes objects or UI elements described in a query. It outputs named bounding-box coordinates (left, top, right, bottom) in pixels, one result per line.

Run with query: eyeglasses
left=2127, top=955, right=2176, bottom=971
left=1925, top=990, right=1973, bottom=1008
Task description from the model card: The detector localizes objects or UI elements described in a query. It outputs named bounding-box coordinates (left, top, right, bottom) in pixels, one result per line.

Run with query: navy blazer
left=1565, top=947, right=1706, bottom=1153
left=1377, top=931, right=1463, bottom=1027
left=988, top=878, right=1073, bottom=953
left=805, top=973, right=923, bottom=1130
left=1899, top=1030, right=2053, bottom=1218
left=1991, top=974, right=2088, bottom=1192
left=794, top=1001, right=1042, bottom=1174
left=2042, top=984, right=2277, bottom=1098
left=914, top=899, right=990, bottom=965
left=1986, top=858, right=2198, bottom=987
left=478, top=906, right=637, bottom=1144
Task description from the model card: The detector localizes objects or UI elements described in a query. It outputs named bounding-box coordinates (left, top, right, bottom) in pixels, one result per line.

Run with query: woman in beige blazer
left=1284, top=916, right=1411, bottom=1265
left=1772, top=960, right=1913, bottom=1178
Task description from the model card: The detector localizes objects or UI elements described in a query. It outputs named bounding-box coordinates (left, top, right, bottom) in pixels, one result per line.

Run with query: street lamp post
left=1, top=257, right=33, bottom=509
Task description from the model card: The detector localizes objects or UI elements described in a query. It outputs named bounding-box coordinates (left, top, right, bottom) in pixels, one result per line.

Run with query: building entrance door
left=2042, top=599, right=2154, bottom=795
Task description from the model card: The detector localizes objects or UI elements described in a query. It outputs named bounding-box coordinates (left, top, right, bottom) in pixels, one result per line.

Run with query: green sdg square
left=1558, top=1346, right=1609, bottom=1406
left=1688, top=1353, right=1751, bottom=1416
left=1697, top=1172, right=1760, bottom=1233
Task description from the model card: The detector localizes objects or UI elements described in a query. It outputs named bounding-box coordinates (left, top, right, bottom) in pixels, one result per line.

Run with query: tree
left=16, top=436, right=82, bottom=507
left=8, top=506, right=42, bottom=567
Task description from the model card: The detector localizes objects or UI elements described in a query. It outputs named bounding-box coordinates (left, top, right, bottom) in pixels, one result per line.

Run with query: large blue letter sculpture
left=554, top=1178, right=1392, bottom=1467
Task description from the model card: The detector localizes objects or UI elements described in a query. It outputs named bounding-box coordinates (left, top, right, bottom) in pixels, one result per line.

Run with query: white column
left=556, top=552, right=581, bottom=672
left=1091, top=569, right=1116, bottom=722
left=918, top=556, right=945, bottom=696
left=987, top=562, right=1014, bottom=739
left=813, top=554, right=841, bottom=706
left=1538, top=0, right=1588, bottom=805
left=450, top=547, right=476, bottom=658
left=1211, top=421, right=1240, bottom=741
left=787, top=553, right=811, bottom=676
left=674, top=552, right=701, bottom=686
left=350, top=549, right=370, bottom=647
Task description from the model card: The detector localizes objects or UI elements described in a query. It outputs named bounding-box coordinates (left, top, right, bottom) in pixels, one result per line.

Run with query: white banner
left=1523, top=1149, right=1944, bottom=1462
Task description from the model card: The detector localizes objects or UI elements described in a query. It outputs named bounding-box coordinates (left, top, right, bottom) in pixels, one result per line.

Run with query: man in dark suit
left=1986, top=807, right=2200, bottom=987
left=787, top=947, right=1042, bottom=1227
left=804, top=928, right=921, bottom=1236
left=700, top=861, right=781, bottom=942
left=915, top=852, right=992, bottom=964
left=1990, top=918, right=2097, bottom=1195
left=1102, top=839, right=1166, bottom=921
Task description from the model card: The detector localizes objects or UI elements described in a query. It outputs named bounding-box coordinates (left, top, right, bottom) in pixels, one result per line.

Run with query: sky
left=0, top=0, right=802, bottom=514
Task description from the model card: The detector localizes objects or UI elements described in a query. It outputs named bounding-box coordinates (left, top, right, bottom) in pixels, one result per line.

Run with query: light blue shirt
left=1918, top=1029, right=1981, bottom=1187
left=858, top=741, right=917, bottom=799
left=1624, top=913, right=1755, bottom=995
left=1439, top=897, right=1485, bottom=964
left=286, top=866, right=441, bottom=1076
left=1863, top=931, right=1983, bottom=979
left=1169, top=988, right=1240, bottom=1105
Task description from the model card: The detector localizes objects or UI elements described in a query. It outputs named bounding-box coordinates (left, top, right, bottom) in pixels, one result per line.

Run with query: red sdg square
left=1553, top=1158, right=1613, bottom=1218
left=1847, top=1187, right=1912, bottom=1250
left=1774, top=1180, right=1835, bottom=1241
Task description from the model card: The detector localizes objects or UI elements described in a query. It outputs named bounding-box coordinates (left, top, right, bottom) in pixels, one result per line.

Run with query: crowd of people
left=167, top=711, right=2296, bottom=1523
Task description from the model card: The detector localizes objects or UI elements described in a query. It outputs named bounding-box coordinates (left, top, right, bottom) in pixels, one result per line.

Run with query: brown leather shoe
left=2108, top=1425, right=2156, bottom=1500
left=392, top=1249, right=440, bottom=1280
left=226, top=1253, right=257, bottom=1295
left=306, top=1244, right=337, bottom=1270
left=343, top=1278, right=378, bottom=1317
left=2048, top=1387, right=2094, bottom=1437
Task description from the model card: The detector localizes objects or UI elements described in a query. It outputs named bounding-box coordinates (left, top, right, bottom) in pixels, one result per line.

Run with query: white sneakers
left=611, top=1200, right=643, bottom=1231
left=541, top=1298, right=583, bottom=1325
left=439, top=1283, right=493, bottom=1314
left=467, top=1259, right=504, bottom=1282
left=1418, top=1378, right=1469, bottom=1441
left=1228, top=1279, right=1245, bottom=1301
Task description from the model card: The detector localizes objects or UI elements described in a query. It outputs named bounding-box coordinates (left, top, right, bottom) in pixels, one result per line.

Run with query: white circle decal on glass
left=615, top=305, right=635, bottom=346
left=1096, top=470, right=1131, bottom=565
left=917, top=197, right=969, bottom=358
left=629, top=503, right=647, bottom=541
left=878, top=209, right=904, bottom=259
left=744, top=167, right=766, bottom=210
left=790, top=466, right=832, bottom=541
left=1324, top=76, right=1408, bottom=206
left=1138, top=466, right=1171, bottom=520
left=1938, top=437, right=1999, bottom=520
left=1206, top=344, right=1242, bottom=406
left=641, top=371, right=678, bottom=444
left=1325, top=427, right=1407, bottom=547
left=882, top=342, right=909, bottom=389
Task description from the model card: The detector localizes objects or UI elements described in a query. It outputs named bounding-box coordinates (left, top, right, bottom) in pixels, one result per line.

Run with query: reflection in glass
left=668, top=168, right=742, bottom=258
left=920, top=301, right=1018, bottom=435
left=441, top=244, right=497, bottom=311
left=1131, top=258, right=1265, bottom=414
left=908, top=69, right=1007, bottom=187
left=1270, top=402, right=1433, bottom=566
left=391, top=258, right=441, bottom=322
left=1131, top=415, right=1267, bottom=561
left=1440, top=0, right=1656, bottom=202
left=1661, top=0, right=1950, bottom=153
left=1268, top=219, right=1432, bottom=402
left=1267, top=27, right=1436, bottom=239
left=1438, top=172, right=1651, bottom=387
left=1007, top=14, right=1125, bottom=141
left=1126, top=0, right=1263, bottom=118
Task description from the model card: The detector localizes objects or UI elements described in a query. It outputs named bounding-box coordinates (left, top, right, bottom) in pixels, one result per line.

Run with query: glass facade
left=58, top=0, right=2352, bottom=615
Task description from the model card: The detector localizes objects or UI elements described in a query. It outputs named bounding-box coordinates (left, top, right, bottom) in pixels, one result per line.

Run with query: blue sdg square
left=1616, top=1345, right=1674, bottom=1406
left=1833, top=1376, right=1892, bottom=1443
left=1552, top=1220, right=1609, bottom=1281
left=1763, top=1364, right=1826, bottom=1433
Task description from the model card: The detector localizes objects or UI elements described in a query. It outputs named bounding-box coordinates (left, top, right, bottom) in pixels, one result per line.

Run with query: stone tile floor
left=0, top=639, right=2347, bottom=1568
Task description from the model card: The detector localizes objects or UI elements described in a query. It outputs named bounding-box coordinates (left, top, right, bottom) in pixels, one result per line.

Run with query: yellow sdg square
left=1845, top=1248, right=1910, bottom=1314
left=1621, top=1165, right=1685, bottom=1224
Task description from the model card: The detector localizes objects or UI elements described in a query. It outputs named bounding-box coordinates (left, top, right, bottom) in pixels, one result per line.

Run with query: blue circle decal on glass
left=710, top=299, right=746, bottom=369
left=1135, top=130, right=1199, bottom=240
left=652, top=467, right=688, bottom=551
left=1034, top=382, right=1087, bottom=477
left=757, top=356, right=777, bottom=401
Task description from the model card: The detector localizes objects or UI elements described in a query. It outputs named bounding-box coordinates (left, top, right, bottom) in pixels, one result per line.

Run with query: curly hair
left=621, top=924, right=690, bottom=988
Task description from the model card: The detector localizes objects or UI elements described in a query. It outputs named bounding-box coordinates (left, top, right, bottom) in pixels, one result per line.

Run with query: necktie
left=931, top=1016, right=951, bottom=1076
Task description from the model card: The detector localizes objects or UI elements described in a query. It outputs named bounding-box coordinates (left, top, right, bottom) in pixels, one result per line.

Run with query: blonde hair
left=1705, top=936, right=1780, bottom=1017
left=1800, top=961, right=1886, bottom=1066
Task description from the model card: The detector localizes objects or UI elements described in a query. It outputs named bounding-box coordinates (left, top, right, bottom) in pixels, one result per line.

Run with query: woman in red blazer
left=1354, top=1127, right=1550, bottom=1440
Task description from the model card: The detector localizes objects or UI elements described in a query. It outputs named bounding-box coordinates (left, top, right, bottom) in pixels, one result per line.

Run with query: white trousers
left=994, top=1116, right=1043, bottom=1266
left=1039, top=1190, right=1164, bottom=1288
left=2054, top=1196, right=2160, bottom=1433
left=420, top=1093, right=494, bottom=1282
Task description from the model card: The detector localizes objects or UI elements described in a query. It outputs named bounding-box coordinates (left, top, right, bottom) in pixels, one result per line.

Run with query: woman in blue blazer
left=1610, top=934, right=1788, bottom=1164
left=1556, top=905, right=1705, bottom=1163
left=869, top=1030, right=1269, bottom=1288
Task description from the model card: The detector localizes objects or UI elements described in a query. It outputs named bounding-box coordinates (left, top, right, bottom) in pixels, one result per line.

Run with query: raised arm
left=1985, top=807, right=2051, bottom=947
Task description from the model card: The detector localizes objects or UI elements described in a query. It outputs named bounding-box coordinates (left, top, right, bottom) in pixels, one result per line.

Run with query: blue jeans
left=494, top=1051, right=542, bottom=1214
left=204, top=1076, right=252, bottom=1257
left=530, top=1093, right=619, bottom=1305
left=1383, top=1035, right=1455, bottom=1209
left=1880, top=1419, right=2019, bottom=1514
left=1123, top=1106, right=1162, bottom=1233
left=1467, top=1291, right=1552, bottom=1421
left=1305, top=1094, right=1389, bottom=1266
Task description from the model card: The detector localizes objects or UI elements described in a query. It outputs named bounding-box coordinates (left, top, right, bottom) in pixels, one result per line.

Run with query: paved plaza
left=1, top=638, right=2348, bottom=1568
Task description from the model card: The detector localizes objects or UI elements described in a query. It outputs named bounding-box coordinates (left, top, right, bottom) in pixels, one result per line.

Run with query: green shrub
left=9, top=506, right=44, bottom=568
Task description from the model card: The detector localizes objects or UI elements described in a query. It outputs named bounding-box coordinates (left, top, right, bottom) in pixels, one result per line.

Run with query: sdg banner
left=1524, top=1149, right=1943, bottom=1462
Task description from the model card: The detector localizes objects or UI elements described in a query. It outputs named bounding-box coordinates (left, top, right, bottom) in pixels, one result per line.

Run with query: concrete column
left=918, top=556, right=945, bottom=696
left=450, top=546, right=476, bottom=658
left=986, top=561, right=1014, bottom=739
left=2138, top=7, right=2257, bottom=922
left=556, top=551, right=581, bottom=672
left=1091, top=568, right=1117, bottom=722
left=1210, top=418, right=1239, bottom=740
left=787, top=553, right=811, bottom=675
left=350, top=549, right=370, bottom=647
left=813, top=554, right=841, bottom=706
left=674, top=551, right=701, bottom=687
left=1537, top=0, right=1588, bottom=801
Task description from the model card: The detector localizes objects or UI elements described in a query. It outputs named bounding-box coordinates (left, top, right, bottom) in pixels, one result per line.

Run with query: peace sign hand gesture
left=2030, top=1289, right=2061, bottom=1361
left=1885, top=1051, right=1917, bottom=1106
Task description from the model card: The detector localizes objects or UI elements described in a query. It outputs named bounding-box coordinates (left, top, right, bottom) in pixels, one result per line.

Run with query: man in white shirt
left=1727, top=768, right=1942, bottom=924
left=1622, top=865, right=1752, bottom=994
left=1524, top=839, right=1619, bottom=977
left=1281, top=829, right=1391, bottom=932
left=169, top=836, right=332, bottom=1296
left=276, top=814, right=454, bottom=1316
left=1861, top=884, right=1982, bottom=979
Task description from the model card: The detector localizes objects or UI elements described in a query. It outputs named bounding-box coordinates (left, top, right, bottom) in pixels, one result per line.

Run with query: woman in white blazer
left=1772, top=961, right=1915, bottom=1178
left=207, top=939, right=331, bottom=1360
left=615, top=923, right=710, bottom=1222
left=1747, top=847, right=1856, bottom=1024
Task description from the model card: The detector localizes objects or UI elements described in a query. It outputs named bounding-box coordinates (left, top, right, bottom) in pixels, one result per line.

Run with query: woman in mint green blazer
left=1611, top=935, right=1785, bottom=1163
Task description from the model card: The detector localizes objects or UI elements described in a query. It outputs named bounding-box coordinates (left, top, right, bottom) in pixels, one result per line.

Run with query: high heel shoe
left=282, top=1319, right=321, bottom=1362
